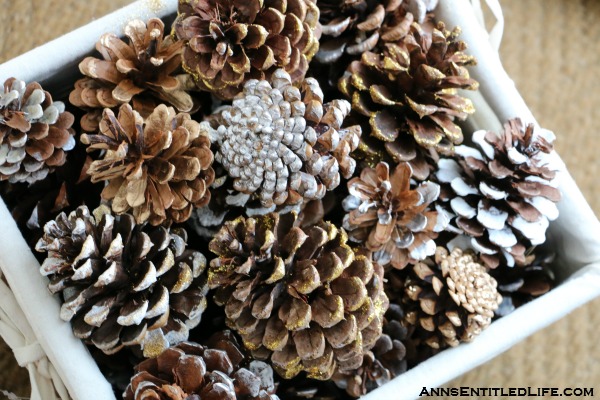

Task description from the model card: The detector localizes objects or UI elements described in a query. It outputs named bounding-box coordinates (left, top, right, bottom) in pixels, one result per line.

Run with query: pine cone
left=333, top=303, right=408, bottom=397
left=124, top=331, right=279, bottom=400
left=316, top=0, right=429, bottom=65
left=0, top=78, right=75, bottom=184
left=69, top=18, right=195, bottom=132
left=436, top=119, right=561, bottom=268
left=81, top=103, right=214, bottom=226
left=174, top=0, right=320, bottom=100
left=35, top=205, right=209, bottom=356
left=208, top=212, right=388, bottom=380
left=404, top=247, right=501, bottom=350
left=342, top=162, right=447, bottom=269
left=212, top=69, right=361, bottom=210
left=338, top=21, right=478, bottom=154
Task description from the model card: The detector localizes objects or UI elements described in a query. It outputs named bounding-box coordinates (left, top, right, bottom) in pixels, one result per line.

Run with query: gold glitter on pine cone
left=404, top=247, right=501, bottom=350
left=208, top=212, right=388, bottom=381
left=81, top=103, right=214, bottom=226
left=174, top=0, right=320, bottom=100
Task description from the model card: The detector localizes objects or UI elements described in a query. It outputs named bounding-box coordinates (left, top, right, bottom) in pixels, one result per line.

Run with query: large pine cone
left=174, top=0, right=320, bottom=100
left=35, top=205, right=209, bottom=356
left=81, top=103, right=214, bottom=226
left=343, top=162, right=447, bottom=269
left=212, top=69, right=361, bottom=210
left=208, top=212, right=388, bottom=380
left=338, top=21, right=478, bottom=154
left=69, top=18, right=195, bottom=132
left=0, top=78, right=75, bottom=184
left=333, top=303, right=408, bottom=397
left=124, top=331, right=279, bottom=400
left=436, top=119, right=561, bottom=268
left=403, top=247, right=501, bottom=350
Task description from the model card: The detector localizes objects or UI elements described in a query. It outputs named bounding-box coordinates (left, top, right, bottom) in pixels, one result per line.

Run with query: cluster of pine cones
left=0, top=0, right=562, bottom=398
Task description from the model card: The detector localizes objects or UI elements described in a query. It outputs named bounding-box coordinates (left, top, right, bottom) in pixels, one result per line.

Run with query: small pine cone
left=69, top=18, right=195, bottom=132
left=212, top=69, right=361, bottom=209
left=81, top=103, right=215, bottom=226
left=124, top=331, right=279, bottom=400
left=317, top=0, right=433, bottom=65
left=0, top=78, right=75, bottom=184
left=333, top=303, right=408, bottom=397
left=35, top=205, right=209, bottom=356
left=174, top=0, right=320, bottom=100
left=338, top=21, right=478, bottom=154
left=404, top=247, right=502, bottom=350
left=436, top=119, right=561, bottom=268
left=492, top=250, right=555, bottom=317
left=342, top=162, right=448, bottom=269
left=208, top=212, right=388, bottom=380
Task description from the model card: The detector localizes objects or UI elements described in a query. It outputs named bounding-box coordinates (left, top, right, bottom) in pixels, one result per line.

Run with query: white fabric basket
left=1, top=0, right=599, bottom=399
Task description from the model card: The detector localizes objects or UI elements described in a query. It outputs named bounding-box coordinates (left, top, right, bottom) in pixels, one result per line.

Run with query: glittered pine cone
left=338, top=21, right=478, bottom=154
left=174, top=0, right=320, bottom=100
left=333, top=303, right=408, bottom=397
left=0, top=78, right=75, bottom=184
left=35, top=205, right=209, bottom=356
left=69, top=18, right=196, bottom=132
left=208, top=212, right=388, bottom=380
left=316, top=0, right=438, bottom=65
left=403, top=247, right=502, bottom=350
left=212, top=69, right=361, bottom=210
left=81, top=103, right=214, bottom=226
left=342, top=162, right=448, bottom=269
left=124, top=331, right=279, bottom=400
left=436, top=119, right=561, bottom=268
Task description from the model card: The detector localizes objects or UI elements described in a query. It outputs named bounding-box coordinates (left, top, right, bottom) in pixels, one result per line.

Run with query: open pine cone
left=436, top=119, right=561, bottom=268
left=81, top=103, right=214, bottom=226
left=343, top=162, right=447, bottom=269
left=35, top=205, right=209, bottom=356
left=69, top=18, right=195, bottom=132
left=338, top=21, right=478, bottom=154
left=208, top=212, right=388, bottom=381
left=0, top=78, right=75, bottom=184
left=212, top=69, right=361, bottom=210
left=174, top=0, right=320, bottom=100
left=124, top=332, right=279, bottom=400
left=404, top=247, right=501, bottom=350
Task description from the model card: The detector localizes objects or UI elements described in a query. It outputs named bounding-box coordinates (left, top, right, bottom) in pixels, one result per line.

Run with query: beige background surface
left=1, top=0, right=599, bottom=397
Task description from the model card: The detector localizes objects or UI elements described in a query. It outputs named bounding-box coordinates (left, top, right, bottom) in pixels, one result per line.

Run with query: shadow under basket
left=1, top=1, right=600, bottom=399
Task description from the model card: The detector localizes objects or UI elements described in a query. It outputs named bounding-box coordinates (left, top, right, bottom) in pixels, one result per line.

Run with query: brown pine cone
left=338, top=21, right=478, bottom=154
left=69, top=18, right=195, bottom=132
left=435, top=119, right=561, bottom=268
left=174, top=0, right=320, bottom=100
left=124, top=331, right=279, bottom=400
left=333, top=303, right=408, bottom=397
left=81, top=103, right=214, bottom=226
left=212, top=69, right=361, bottom=210
left=208, top=212, right=388, bottom=380
left=316, top=0, right=434, bottom=65
left=0, top=78, right=75, bottom=184
left=343, top=161, right=448, bottom=269
left=35, top=205, right=209, bottom=356
left=403, top=247, right=502, bottom=350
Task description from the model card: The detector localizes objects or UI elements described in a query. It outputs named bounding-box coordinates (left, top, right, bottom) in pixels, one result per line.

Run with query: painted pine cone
left=343, top=162, right=448, bottom=269
left=212, top=69, right=360, bottom=210
left=124, top=332, right=279, bottom=400
left=208, top=212, right=388, bottom=380
left=0, top=78, right=75, bottom=183
left=174, top=0, right=320, bottom=100
left=35, top=205, right=209, bottom=356
left=436, top=119, right=561, bottom=268
left=81, top=103, right=214, bottom=226
left=69, top=18, right=195, bottom=132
